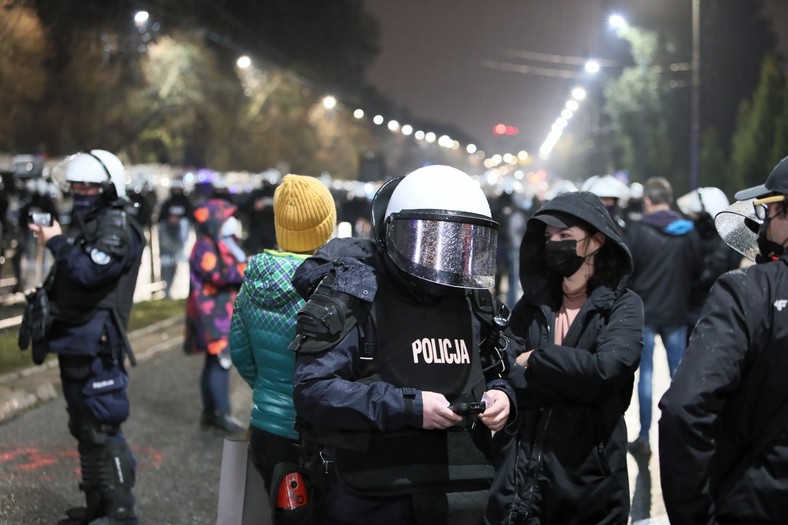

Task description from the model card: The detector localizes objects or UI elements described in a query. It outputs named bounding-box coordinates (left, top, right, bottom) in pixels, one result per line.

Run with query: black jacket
left=659, top=254, right=788, bottom=524
left=624, top=210, right=703, bottom=325
left=485, top=192, right=643, bottom=525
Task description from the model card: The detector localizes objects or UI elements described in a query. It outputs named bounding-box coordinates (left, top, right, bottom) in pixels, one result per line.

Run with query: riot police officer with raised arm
left=25, top=150, right=145, bottom=525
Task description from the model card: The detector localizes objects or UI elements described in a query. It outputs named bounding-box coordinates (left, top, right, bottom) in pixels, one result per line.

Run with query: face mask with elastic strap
left=544, top=238, right=586, bottom=277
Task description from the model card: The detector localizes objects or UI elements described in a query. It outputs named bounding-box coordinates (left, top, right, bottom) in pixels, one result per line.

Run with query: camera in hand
left=28, top=208, right=53, bottom=227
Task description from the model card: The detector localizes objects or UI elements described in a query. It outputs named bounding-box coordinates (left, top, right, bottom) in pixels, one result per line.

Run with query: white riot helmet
left=63, top=150, right=126, bottom=199
left=677, top=187, right=730, bottom=218
left=372, top=165, right=498, bottom=289
left=543, top=180, right=578, bottom=201
left=629, top=182, right=644, bottom=200
left=583, top=174, right=629, bottom=201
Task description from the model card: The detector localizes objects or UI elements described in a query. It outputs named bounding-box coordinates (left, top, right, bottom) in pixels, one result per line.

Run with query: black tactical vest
left=48, top=207, right=145, bottom=328
left=313, top=276, right=494, bottom=497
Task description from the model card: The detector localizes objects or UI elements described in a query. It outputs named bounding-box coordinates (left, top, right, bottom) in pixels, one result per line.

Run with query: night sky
left=361, top=0, right=788, bottom=154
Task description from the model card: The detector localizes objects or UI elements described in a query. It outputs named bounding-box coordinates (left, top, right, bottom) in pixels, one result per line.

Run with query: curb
left=0, top=317, right=184, bottom=423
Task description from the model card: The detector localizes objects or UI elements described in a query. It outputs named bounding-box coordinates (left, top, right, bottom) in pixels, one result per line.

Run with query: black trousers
left=248, top=425, right=300, bottom=495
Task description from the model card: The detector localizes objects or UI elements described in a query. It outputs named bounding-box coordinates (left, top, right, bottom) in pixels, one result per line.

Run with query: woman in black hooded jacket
left=485, top=191, right=644, bottom=524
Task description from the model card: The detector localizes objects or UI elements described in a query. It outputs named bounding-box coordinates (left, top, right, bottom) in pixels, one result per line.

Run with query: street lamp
left=690, top=0, right=700, bottom=190
left=134, top=11, right=149, bottom=29
left=585, top=60, right=601, bottom=74
left=608, top=14, right=628, bottom=31
left=322, top=96, right=337, bottom=110
left=236, top=55, right=251, bottom=69
left=608, top=10, right=701, bottom=189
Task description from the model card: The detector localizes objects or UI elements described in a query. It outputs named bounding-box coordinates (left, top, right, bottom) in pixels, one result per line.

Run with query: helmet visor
left=385, top=210, right=498, bottom=289
left=714, top=199, right=761, bottom=262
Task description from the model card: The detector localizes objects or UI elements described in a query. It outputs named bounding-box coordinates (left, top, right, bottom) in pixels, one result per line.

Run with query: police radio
left=448, top=401, right=486, bottom=430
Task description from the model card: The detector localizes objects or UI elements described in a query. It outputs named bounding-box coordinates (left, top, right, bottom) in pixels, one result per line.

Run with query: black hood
left=519, top=191, right=633, bottom=306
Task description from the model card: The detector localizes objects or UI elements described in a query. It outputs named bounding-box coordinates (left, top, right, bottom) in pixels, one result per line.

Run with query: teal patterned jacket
left=229, top=249, right=308, bottom=439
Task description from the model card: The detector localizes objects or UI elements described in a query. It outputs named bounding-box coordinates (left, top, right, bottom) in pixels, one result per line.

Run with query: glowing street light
left=134, top=11, right=149, bottom=27
left=584, top=60, right=601, bottom=74
left=608, top=14, right=628, bottom=30
left=353, top=109, right=364, bottom=119
left=571, top=87, right=587, bottom=100
left=322, top=96, right=337, bottom=110
left=236, top=55, right=251, bottom=69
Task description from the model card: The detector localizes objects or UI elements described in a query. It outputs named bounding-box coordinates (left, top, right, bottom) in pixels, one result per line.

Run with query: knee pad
left=71, top=416, right=118, bottom=444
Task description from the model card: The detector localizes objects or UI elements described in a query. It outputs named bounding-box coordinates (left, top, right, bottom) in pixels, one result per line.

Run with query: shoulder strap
left=470, top=289, right=509, bottom=377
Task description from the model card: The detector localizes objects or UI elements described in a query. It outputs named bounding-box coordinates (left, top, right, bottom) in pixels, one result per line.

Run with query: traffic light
left=493, top=123, right=519, bottom=136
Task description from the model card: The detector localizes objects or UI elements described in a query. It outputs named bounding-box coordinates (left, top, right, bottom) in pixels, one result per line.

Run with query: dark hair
left=587, top=240, right=628, bottom=292
left=569, top=223, right=628, bottom=293
left=644, top=177, right=673, bottom=206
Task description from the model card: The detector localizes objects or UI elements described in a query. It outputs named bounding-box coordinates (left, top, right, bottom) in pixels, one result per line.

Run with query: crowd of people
left=14, top=145, right=788, bottom=524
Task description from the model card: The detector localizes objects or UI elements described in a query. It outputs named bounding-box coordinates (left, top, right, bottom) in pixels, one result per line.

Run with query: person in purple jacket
left=184, top=198, right=246, bottom=434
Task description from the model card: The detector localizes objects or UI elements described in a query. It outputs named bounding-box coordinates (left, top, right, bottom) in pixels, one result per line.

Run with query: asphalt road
left=0, top=316, right=672, bottom=525
left=0, top=334, right=260, bottom=525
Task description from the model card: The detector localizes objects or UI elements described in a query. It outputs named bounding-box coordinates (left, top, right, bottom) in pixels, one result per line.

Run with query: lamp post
left=690, top=0, right=700, bottom=190
left=611, top=8, right=701, bottom=190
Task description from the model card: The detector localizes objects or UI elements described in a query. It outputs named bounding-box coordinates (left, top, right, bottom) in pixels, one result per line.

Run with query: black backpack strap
left=470, top=289, right=510, bottom=377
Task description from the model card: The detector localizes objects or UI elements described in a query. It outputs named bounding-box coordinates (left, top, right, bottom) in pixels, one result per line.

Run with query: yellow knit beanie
left=274, top=174, right=336, bottom=253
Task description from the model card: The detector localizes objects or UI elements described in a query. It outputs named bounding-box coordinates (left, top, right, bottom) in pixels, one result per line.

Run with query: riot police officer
left=157, top=178, right=193, bottom=298
left=27, top=150, right=145, bottom=525
left=290, top=165, right=515, bottom=525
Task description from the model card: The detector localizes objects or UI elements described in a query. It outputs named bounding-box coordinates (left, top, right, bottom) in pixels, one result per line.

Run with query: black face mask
left=544, top=239, right=586, bottom=277
left=756, top=226, right=786, bottom=263
left=72, top=193, right=102, bottom=217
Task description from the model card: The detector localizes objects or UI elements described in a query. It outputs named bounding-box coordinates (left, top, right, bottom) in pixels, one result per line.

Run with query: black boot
left=60, top=453, right=104, bottom=524
left=203, top=411, right=245, bottom=434
left=68, top=439, right=137, bottom=525
left=58, top=490, right=101, bottom=524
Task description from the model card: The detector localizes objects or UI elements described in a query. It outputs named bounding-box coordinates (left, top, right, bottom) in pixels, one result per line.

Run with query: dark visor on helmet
left=385, top=210, right=499, bottom=289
